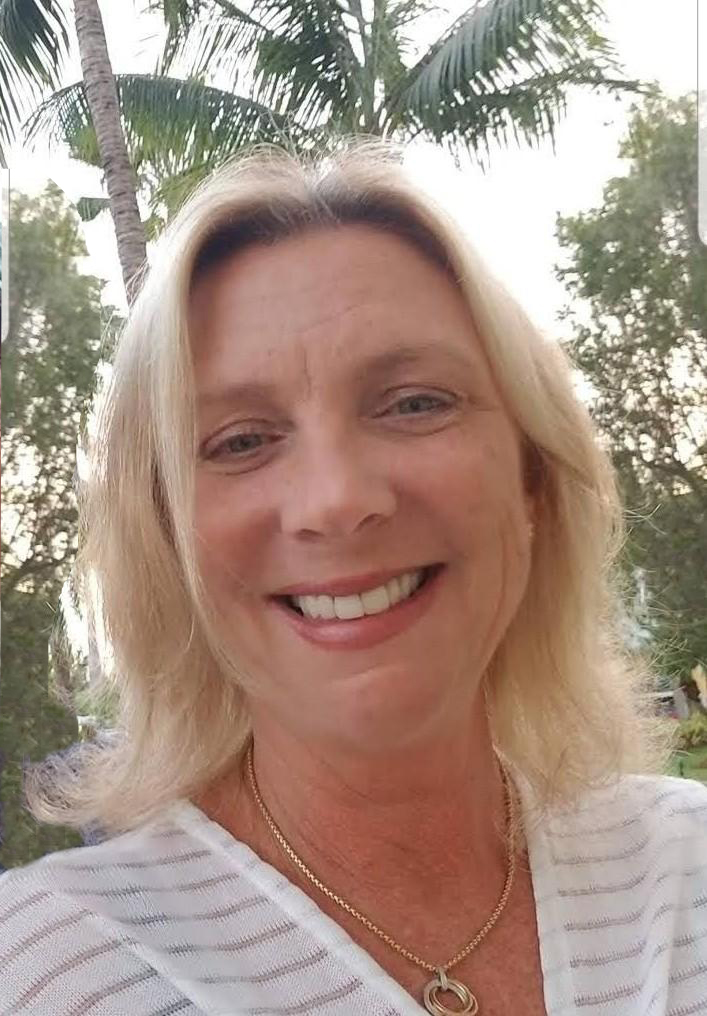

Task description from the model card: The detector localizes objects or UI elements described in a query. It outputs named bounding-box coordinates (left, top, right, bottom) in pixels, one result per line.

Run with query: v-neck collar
left=168, top=772, right=573, bottom=1016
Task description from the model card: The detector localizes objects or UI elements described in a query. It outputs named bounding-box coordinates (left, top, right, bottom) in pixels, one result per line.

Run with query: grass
left=667, top=745, right=707, bottom=783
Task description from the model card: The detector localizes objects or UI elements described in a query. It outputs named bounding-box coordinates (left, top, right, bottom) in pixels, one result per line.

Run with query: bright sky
left=6, top=0, right=700, bottom=336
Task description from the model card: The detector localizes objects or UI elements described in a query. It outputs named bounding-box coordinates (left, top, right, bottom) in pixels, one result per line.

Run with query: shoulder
left=534, top=773, right=707, bottom=930
left=0, top=804, right=187, bottom=899
left=0, top=806, right=204, bottom=1014
left=540, top=773, right=707, bottom=871
left=547, top=772, right=707, bottom=844
left=532, top=776, right=707, bottom=1011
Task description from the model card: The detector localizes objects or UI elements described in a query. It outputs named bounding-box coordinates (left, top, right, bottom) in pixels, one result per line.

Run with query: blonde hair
left=26, top=141, right=669, bottom=837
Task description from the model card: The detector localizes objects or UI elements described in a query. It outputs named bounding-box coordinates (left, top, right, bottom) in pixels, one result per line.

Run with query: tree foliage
left=556, top=92, right=707, bottom=677
left=27, top=0, right=643, bottom=223
left=0, top=185, right=117, bottom=866
left=0, top=0, right=70, bottom=164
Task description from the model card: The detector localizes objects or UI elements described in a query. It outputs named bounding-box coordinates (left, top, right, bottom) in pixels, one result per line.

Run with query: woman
left=0, top=142, right=704, bottom=1016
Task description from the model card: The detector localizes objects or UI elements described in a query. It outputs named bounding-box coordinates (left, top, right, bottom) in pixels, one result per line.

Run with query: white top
left=0, top=773, right=705, bottom=1016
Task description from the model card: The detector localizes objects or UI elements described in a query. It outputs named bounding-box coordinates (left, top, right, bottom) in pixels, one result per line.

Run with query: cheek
left=194, top=476, right=226, bottom=562
left=192, top=479, right=280, bottom=683
left=430, top=432, right=531, bottom=560
left=476, top=444, right=534, bottom=598
left=193, top=473, right=264, bottom=599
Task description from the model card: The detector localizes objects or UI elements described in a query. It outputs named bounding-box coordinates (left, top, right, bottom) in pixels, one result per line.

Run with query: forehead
left=189, top=224, right=485, bottom=384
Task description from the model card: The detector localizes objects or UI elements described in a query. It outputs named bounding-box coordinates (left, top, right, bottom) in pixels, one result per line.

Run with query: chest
left=319, top=867, right=547, bottom=1016
left=385, top=931, right=547, bottom=1016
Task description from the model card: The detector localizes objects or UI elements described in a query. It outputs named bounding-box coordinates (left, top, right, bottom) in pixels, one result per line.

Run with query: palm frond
left=25, top=73, right=307, bottom=208
left=0, top=0, right=69, bottom=81
left=0, top=0, right=70, bottom=159
left=76, top=196, right=110, bottom=221
left=388, top=0, right=629, bottom=149
left=253, top=0, right=365, bottom=129
left=370, top=0, right=421, bottom=121
left=154, top=0, right=268, bottom=78
left=402, top=64, right=642, bottom=164
left=150, top=0, right=208, bottom=68
left=0, top=34, right=24, bottom=147
left=148, top=121, right=318, bottom=216
left=157, top=0, right=366, bottom=132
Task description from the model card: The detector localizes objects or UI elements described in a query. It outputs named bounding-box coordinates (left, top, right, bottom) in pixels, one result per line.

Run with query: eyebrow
left=196, top=341, right=477, bottom=411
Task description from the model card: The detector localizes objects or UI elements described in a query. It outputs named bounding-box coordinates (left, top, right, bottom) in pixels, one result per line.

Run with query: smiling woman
left=190, top=224, right=534, bottom=673
left=0, top=141, right=705, bottom=1016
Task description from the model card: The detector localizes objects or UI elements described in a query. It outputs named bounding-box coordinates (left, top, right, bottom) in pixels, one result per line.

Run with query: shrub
left=676, top=711, right=707, bottom=750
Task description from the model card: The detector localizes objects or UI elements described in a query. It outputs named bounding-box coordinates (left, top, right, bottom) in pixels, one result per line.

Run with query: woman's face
left=190, top=224, right=534, bottom=752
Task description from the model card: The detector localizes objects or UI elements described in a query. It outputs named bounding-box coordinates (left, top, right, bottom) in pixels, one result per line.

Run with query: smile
left=269, top=564, right=445, bottom=650
left=286, top=567, right=430, bottom=620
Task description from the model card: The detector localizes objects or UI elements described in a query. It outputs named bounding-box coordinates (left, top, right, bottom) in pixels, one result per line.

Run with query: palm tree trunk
left=73, top=0, right=146, bottom=303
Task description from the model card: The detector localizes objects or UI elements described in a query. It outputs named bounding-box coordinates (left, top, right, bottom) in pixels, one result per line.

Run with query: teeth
left=335, top=595, right=366, bottom=620
left=292, top=569, right=426, bottom=621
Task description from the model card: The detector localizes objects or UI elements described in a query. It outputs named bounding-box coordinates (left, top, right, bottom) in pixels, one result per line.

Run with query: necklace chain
left=245, top=740, right=517, bottom=976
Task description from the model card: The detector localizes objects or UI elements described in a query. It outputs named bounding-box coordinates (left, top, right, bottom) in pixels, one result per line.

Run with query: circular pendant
left=423, top=968, right=479, bottom=1016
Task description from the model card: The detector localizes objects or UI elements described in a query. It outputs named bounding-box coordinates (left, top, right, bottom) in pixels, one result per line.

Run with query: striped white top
left=0, top=773, right=705, bottom=1015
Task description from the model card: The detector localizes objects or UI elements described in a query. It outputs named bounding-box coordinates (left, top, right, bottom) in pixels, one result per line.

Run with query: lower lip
left=268, top=566, right=445, bottom=650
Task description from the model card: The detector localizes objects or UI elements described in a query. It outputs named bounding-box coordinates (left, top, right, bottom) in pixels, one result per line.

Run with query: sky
left=5, top=0, right=701, bottom=337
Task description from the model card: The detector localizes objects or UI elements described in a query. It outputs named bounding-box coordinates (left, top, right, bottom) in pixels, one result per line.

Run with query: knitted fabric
left=0, top=773, right=705, bottom=1015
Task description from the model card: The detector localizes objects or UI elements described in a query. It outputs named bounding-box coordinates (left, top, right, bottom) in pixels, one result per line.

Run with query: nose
left=280, top=430, right=397, bottom=539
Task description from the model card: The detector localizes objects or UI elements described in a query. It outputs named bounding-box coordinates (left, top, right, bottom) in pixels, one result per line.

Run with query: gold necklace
left=246, top=740, right=517, bottom=1016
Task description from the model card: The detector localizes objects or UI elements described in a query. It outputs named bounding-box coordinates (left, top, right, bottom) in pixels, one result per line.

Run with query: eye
left=384, top=392, right=454, bottom=416
left=205, top=429, right=276, bottom=461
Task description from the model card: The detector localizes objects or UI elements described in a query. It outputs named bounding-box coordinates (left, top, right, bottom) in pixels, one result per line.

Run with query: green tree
left=556, top=92, right=707, bottom=678
left=30, top=0, right=642, bottom=220
left=0, top=185, right=116, bottom=867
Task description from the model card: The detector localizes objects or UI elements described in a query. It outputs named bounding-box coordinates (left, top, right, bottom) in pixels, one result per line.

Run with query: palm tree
left=0, top=0, right=69, bottom=165
left=28, top=0, right=642, bottom=221
left=2, top=8, right=144, bottom=513
left=1, top=0, right=145, bottom=300
left=73, top=0, right=145, bottom=300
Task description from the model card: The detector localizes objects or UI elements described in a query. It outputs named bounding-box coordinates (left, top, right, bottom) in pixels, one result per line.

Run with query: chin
left=328, top=662, right=457, bottom=739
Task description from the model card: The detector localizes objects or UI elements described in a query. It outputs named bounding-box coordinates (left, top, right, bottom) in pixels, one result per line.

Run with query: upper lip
left=271, top=564, right=437, bottom=598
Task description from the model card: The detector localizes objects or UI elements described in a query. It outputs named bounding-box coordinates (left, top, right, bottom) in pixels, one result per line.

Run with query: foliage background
left=0, top=185, right=119, bottom=866
left=557, top=92, right=706, bottom=679
left=0, top=2, right=704, bottom=866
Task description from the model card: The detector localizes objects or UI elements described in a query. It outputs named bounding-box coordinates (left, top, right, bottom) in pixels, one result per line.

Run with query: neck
left=218, top=697, right=510, bottom=909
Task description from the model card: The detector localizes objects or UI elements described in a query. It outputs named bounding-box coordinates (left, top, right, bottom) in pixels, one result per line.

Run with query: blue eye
left=226, top=433, right=265, bottom=453
left=390, top=393, right=450, bottom=415
left=209, top=431, right=271, bottom=459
